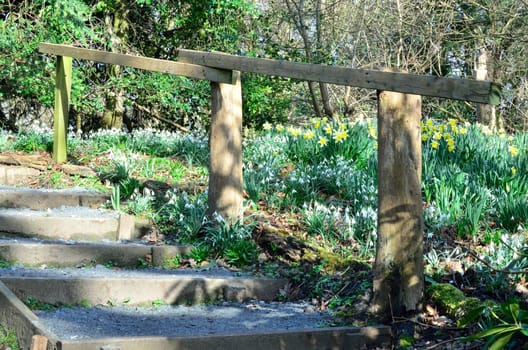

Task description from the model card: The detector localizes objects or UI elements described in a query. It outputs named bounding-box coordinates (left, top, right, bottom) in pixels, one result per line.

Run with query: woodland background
left=1, top=0, right=527, bottom=133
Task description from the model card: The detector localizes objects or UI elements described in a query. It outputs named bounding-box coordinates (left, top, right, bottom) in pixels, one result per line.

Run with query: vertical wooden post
left=30, top=335, right=48, bottom=350
left=372, top=90, right=423, bottom=321
left=208, top=71, right=243, bottom=221
left=474, top=47, right=497, bottom=131
left=53, top=55, right=72, bottom=163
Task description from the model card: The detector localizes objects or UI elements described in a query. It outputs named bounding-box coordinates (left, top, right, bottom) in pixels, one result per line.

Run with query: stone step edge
left=0, top=278, right=392, bottom=350
left=58, top=326, right=392, bottom=350
left=0, top=240, right=192, bottom=268
left=0, top=275, right=289, bottom=306
left=0, top=211, right=149, bottom=241
left=0, top=185, right=109, bottom=210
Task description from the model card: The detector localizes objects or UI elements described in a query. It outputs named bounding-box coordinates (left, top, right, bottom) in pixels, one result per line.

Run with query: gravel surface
left=0, top=185, right=99, bottom=193
left=0, top=264, right=254, bottom=279
left=0, top=206, right=118, bottom=218
left=35, top=301, right=333, bottom=339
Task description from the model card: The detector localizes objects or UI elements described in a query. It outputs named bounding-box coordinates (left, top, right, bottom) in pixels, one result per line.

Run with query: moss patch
left=426, top=283, right=483, bottom=318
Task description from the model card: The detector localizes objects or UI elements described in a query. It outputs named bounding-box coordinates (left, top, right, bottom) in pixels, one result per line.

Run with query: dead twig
left=132, top=102, right=189, bottom=132
left=456, top=242, right=528, bottom=275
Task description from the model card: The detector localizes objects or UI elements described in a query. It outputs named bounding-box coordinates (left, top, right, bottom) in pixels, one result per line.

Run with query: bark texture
left=207, top=72, right=243, bottom=221
left=372, top=90, right=423, bottom=322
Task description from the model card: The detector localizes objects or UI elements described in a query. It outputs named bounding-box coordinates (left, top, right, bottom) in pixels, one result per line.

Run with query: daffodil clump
left=421, top=118, right=467, bottom=153
left=262, top=117, right=376, bottom=166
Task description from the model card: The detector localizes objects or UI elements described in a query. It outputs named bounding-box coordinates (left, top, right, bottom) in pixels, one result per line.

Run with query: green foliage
left=25, top=296, right=57, bottom=311
left=161, top=191, right=207, bottom=243
left=163, top=255, right=181, bottom=269
left=12, top=129, right=53, bottom=153
left=151, top=299, right=165, bottom=307
left=461, top=299, right=528, bottom=350
left=0, top=0, right=102, bottom=112
left=242, top=74, right=294, bottom=129
left=125, top=192, right=154, bottom=216
left=224, top=240, right=258, bottom=268
left=204, top=217, right=256, bottom=264
left=496, top=194, right=528, bottom=232
left=188, top=245, right=212, bottom=264
left=0, top=325, right=19, bottom=350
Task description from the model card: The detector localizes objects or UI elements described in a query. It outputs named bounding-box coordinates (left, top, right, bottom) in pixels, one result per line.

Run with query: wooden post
left=474, top=47, right=497, bottom=131
left=207, top=71, right=243, bottom=221
left=31, top=335, right=48, bottom=350
left=372, top=90, right=423, bottom=321
left=53, top=55, right=72, bottom=163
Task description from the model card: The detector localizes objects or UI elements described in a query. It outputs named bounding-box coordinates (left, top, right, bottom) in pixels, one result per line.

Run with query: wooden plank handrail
left=39, top=43, right=236, bottom=84
left=177, top=49, right=501, bottom=105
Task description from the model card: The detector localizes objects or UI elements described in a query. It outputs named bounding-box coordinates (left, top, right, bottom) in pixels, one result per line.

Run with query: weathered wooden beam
left=177, top=49, right=501, bottom=105
left=207, top=71, right=243, bottom=221
left=372, top=90, right=424, bottom=321
left=53, top=55, right=72, bottom=163
left=31, top=335, right=48, bottom=350
left=39, top=43, right=235, bottom=84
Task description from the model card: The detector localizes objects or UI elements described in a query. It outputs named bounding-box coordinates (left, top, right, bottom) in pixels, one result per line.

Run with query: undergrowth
left=1, top=119, right=527, bottom=348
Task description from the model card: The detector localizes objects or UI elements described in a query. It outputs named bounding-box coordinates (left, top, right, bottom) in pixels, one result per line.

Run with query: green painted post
left=53, top=55, right=72, bottom=163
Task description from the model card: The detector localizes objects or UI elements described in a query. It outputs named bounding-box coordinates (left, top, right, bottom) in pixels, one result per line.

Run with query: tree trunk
left=207, top=71, right=243, bottom=221
left=101, top=2, right=128, bottom=129
left=372, top=90, right=423, bottom=323
left=319, top=82, right=334, bottom=118
left=285, top=0, right=333, bottom=118
left=474, top=47, right=497, bottom=131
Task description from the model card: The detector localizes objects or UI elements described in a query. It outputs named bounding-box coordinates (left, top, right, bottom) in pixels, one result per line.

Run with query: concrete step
left=0, top=166, right=40, bottom=186
left=0, top=207, right=145, bottom=241
left=0, top=265, right=288, bottom=306
left=0, top=185, right=109, bottom=210
left=0, top=279, right=393, bottom=350
left=0, top=237, right=192, bottom=268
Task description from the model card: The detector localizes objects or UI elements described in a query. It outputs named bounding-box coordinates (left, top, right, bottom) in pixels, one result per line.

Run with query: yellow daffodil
left=433, top=132, right=442, bottom=140
left=511, top=167, right=517, bottom=175
left=368, top=126, right=377, bottom=139
left=276, top=124, right=284, bottom=132
left=422, top=134, right=428, bottom=142
left=508, top=145, right=519, bottom=157
left=324, top=125, right=333, bottom=135
left=431, top=141, right=439, bottom=149
left=289, top=127, right=301, bottom=137
left=447, top=138, right=455, bottom=152
left=426, top=119, right=434, bottom=128
left=333, top=129, right=348, bottom=143
left=318, top=136, right=328, bottom=146
left=311, top=118, right=321, bottom=129
left=303, top=130, right=315, bottom=139
left=263, top=122, right=272, bottom=131
left=459, top=127, right=468, bottom=135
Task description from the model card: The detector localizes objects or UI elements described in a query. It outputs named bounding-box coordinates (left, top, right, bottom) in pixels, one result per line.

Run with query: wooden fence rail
left=176, top=48, right=501, bottom=105
left=38, top=42, right=500, bottom=321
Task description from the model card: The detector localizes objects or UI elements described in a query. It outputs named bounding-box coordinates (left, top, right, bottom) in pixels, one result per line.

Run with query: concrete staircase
left=0, top=166, right=391, bottom=350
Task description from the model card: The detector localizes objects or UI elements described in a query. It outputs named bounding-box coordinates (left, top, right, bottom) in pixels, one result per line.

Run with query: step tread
left=35, top=301, right=339, bottom=340
left=0, top=265, right=288, bottom=305
left=0, top=206, right=118, bottom=218
left=0, top=236, right=192, bottom=267
left=0, top=265, right=255, bottom=279
left=0, top=185, right=109, bottom=209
